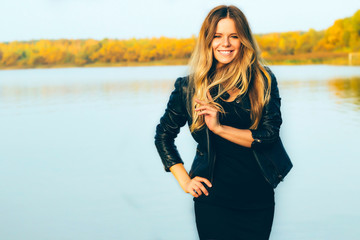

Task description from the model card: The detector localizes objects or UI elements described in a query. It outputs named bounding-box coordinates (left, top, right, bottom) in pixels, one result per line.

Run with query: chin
left=215, top=56, right=235, bottom=65
left=218, top=60, right=233, bottom=66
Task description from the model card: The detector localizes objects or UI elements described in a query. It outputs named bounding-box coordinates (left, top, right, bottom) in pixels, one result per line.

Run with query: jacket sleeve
left=250, top=68, right=282, bottom=149
left=154, top=77, right=188, bottom=172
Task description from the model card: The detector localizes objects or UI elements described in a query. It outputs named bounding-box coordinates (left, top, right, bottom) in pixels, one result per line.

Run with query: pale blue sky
left=1, top=0, right=359, bottom=42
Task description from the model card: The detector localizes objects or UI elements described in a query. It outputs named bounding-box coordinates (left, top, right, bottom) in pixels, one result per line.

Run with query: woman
left=155, top=5, right=291, bottom=240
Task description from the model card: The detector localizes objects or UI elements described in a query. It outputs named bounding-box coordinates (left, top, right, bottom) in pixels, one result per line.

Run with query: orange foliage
left=0, top=10, right=359, bottom=69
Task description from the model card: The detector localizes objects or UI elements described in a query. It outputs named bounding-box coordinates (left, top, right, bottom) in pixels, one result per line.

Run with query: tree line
left=0, top=10, right=359, bottom=69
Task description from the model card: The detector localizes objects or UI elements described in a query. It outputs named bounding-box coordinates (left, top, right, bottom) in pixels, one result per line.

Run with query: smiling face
left=212, top=18, right=241, bottom=68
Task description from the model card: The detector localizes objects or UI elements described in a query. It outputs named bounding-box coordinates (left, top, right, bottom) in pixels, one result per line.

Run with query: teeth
left=218, top=50, right=232, bottom=55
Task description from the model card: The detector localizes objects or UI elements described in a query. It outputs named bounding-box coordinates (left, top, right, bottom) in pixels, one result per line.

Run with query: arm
left=154, top=77, right=188, bottom=171
left=169, top=163, right=212, bottom=197
left=212, top=127, right=253, bottom=148
left=154, top=77, right=212, bottom=197
left=194, top=101, right=254, bottom=148
left=249, top=70, right=282, bottom=149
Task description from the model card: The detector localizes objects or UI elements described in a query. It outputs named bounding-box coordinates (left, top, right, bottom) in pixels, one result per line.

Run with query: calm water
left=0, top=65, right=360, bottom=240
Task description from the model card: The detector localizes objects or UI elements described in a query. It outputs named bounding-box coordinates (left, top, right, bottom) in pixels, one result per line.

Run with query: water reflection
left=279, top=77, right=360, bottom=110
left=0, top=80, right=173, bottom=103
left=1, top=76, right=359, bottom=111
left=328, top=77, right=360, bottom=109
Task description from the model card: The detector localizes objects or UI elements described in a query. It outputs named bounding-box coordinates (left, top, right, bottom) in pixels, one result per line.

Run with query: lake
left=0, top=65, right=359, bottom=240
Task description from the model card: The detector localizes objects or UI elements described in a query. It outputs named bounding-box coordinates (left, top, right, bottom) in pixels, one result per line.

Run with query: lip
left=217, top=50, right=234, bottom=56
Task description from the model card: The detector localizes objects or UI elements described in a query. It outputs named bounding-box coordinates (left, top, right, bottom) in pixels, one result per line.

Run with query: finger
left=195, top=182, right=209, bottom=196
left=192, top=188, right=201, bottom=197
left=198, top=110, right=216, bottom=116
left=195, top=106, right=217, bottom=112
left=187, top=185, right=199, bottom=197
left=194, top=106, right=207, bottom=111
left=206, top=91, right=214, bottom=101
left=190, top=189, right=199, bottom=198
left=193, top=186, right=202, bottom=196
left=197, top=177, right=213, bottom=188
left=194, top=98, right=208, bottom=105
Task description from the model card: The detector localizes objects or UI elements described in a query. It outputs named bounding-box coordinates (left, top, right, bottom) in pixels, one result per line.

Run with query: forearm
left=169, top=163, right=191, bottom=192
left=213, top=125, right=254, bottom=148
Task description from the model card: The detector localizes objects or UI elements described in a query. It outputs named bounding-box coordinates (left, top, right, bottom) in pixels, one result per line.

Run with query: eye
left=231, top=35, right=239, bottom=39
left=213, top=35, right=221, bottom=38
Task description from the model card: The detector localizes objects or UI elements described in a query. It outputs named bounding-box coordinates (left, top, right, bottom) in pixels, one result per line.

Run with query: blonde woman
left=155, top=5, right=292, bottom=240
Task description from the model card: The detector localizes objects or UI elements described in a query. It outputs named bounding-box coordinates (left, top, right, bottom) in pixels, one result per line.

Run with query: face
left=212, top=18, right=241, bottom=68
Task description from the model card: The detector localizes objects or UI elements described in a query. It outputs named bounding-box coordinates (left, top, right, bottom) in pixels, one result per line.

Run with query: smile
left=218, top=50, right=234, bottom=55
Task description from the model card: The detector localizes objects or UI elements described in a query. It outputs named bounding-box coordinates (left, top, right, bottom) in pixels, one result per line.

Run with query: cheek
left=234, top=41, right=241, bottom=51
left=211, top=42, right=216, bottom=51
left=212, top=39, right=221, bottom=49
left=229, top=40, right=240, bottom=49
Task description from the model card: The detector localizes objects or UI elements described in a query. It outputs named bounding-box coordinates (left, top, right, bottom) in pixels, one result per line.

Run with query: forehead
left=215, top=18, right=237, bottom=33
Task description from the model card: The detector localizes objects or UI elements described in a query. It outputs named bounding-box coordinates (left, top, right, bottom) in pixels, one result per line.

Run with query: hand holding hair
left=195, top=98, right=222, bottom=134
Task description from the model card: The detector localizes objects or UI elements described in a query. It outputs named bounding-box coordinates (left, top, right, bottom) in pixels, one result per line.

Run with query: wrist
left=212, top=124, right=223, bottom=135
left=180, top=178, right=191, bottom=192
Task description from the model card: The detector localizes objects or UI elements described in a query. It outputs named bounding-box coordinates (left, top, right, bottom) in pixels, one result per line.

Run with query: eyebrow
left=214, top=33, right=238, bottom=35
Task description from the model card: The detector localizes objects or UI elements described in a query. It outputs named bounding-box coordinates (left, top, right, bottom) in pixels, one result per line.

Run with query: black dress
left=194, top=94, right=275, bottom=240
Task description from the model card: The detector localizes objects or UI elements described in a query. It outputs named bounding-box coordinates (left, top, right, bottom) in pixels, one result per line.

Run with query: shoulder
left=172, top=75, right=193, bottom=114
left=173, top=75, right=192, bottom=97
left=174, top=75, right=190, bottom=88
left=263, top=66, right=276, bottom=81
left=170, top=75, right=191, bottom=102
left=262, top=66, right=279, bottom=94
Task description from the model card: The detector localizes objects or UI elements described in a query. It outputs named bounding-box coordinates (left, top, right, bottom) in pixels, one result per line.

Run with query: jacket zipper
left=210, top=153, right=216, bottom=183
left=252, top=151, right=273, bottom=187
left=262, top=152, right=283, bottom=181
left=254, top=137, right=285, bottom=182
left=206, top=128, right=216, bottom=183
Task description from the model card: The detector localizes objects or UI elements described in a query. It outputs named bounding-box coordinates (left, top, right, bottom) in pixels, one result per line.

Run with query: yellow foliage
left=0, top=10, right=359, bottom=69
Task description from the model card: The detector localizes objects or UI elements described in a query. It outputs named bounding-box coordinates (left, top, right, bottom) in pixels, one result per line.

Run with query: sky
left=1, top=0, right=359, bottom=42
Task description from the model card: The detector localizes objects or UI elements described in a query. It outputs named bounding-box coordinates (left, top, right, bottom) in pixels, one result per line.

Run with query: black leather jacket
left=154, top=67, right=292, bottom=188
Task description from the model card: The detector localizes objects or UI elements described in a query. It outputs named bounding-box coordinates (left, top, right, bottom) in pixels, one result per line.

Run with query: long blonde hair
left=188, top=5, right=271, bottom=132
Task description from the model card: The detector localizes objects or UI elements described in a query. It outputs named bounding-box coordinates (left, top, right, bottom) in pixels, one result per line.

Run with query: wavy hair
left=188, top=5, right=271, bottom=133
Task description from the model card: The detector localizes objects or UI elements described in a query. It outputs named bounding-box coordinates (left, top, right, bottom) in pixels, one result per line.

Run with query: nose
left=221, top=37, right=231, bottom=47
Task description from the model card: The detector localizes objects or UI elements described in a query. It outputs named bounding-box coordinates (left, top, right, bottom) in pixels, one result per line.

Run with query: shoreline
left=0, top=58, right=358, bottom=71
